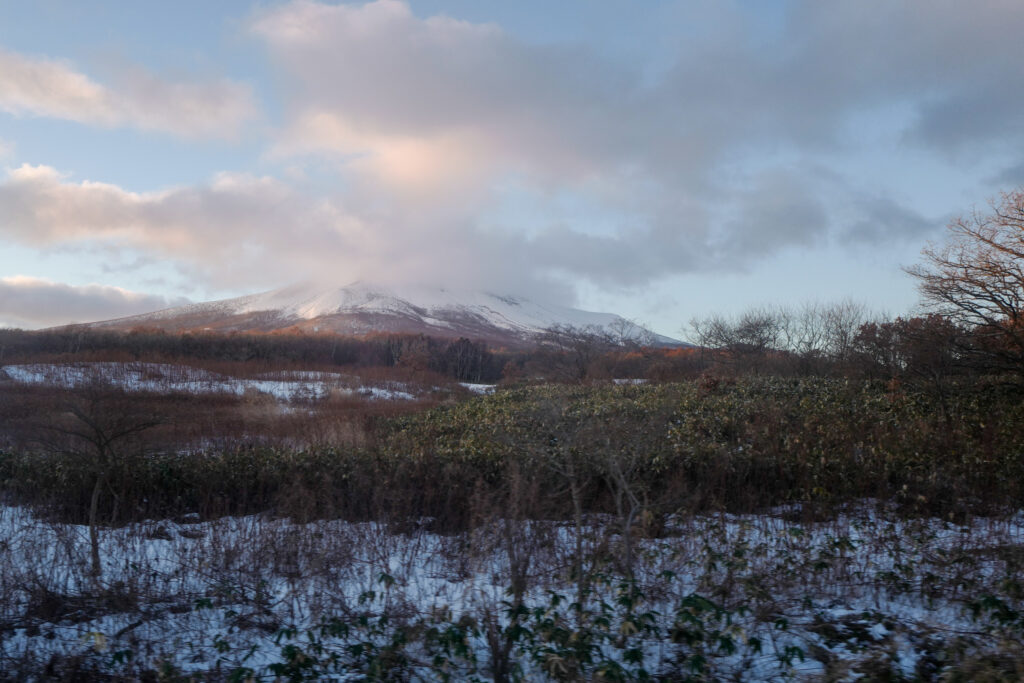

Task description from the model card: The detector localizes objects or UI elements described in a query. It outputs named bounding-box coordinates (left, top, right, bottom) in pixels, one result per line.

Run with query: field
left=2, top=354, right=1024, bottom=680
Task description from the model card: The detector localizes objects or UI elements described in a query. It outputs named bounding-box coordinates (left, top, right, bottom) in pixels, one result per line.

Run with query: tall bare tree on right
left=906, top=190, right=1024, bottom=379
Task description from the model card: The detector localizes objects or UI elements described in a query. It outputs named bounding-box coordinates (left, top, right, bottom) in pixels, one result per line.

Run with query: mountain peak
left=87, top=282, right=684, bottom=347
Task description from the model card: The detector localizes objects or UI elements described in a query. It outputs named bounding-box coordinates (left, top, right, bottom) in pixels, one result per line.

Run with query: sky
left=2, top=0, right=1024, bottom=337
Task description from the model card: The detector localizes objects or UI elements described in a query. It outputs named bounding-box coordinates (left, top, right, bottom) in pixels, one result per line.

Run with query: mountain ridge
left=84, top=281, right=685, bottom=348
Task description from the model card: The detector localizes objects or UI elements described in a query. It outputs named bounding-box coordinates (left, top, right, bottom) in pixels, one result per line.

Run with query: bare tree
left=689, top=307, right=784, bottom=374
left=906, top=190, right=1024, bottom=376
left=691, top=301, right=872, bottom=376
left=535, top=324, right=617, bottom=381
left=38, top=385, right=160, bottom=583
left=607, top=317, right=655, bottom=348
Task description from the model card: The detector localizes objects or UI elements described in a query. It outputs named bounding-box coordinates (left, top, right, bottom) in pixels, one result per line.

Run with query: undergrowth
left=7, top=377, right=1021, bottom=526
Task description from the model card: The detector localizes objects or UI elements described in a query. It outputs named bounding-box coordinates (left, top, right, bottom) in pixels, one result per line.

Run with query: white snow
left=458, top=382, right=496, bottom=394
left=1, top=502, right=1021, bottom=678
left=0, top=362, right=419, bottom=402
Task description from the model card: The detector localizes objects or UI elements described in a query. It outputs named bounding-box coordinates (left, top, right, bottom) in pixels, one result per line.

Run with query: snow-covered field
left=0, top=362, right=460, bottom=402
left=2, top=502, right=1022, bottom=679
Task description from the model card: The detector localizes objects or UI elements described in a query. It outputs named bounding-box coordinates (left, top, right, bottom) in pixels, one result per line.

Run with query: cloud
left=838, top=195, right=937, bottom=246
left=11, top=0, right=1022, bottom=309
left=991, top=165, right=1024, bottom=191
left=0, top=276, right=188, bottom=329
left=0, top=164, right=541, bottom=298
left=244, top=0, right=988, bottom=294
left=252, top=0, right=661, bottom=193
left=269, top=110, right=492, bottom=198
left=719, top=171, right=830, bottom=255
left=0, top=164, right=365, bottom=289
left=0, top=47, right=257, bottom=138
left=0, top=162, right=737, bottom=299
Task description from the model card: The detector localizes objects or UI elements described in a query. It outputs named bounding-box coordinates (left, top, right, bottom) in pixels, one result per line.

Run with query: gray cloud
left=839, top=195, right=936, bottom=246
left=0, top=276, right=189, bottom=329
left=245, top=0, right=1006, bottom=295
left=786, top=1, right=1024, bottom=156
left=719, top=171, right=830, bottom=256
left=991, top=160, right=1024, bottom=188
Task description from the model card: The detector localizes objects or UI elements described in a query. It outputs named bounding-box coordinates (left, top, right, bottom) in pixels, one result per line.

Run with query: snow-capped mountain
left=87, top=281, right=683, bottom=347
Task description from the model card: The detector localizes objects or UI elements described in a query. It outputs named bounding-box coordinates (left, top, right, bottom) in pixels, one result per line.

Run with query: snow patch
left=1, top=362, right=418, bottom=402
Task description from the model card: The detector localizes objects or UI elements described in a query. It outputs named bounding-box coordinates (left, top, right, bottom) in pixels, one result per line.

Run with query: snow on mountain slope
left=88, top=281, right=684, bottom=347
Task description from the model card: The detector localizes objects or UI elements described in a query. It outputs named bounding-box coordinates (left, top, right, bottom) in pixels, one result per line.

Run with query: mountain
left=86, top=281, right=684, bottom=347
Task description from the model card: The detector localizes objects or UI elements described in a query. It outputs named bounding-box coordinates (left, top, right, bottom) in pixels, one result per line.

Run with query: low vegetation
left=4, top=378, right=1022, bottom=526
left=1, top=375, right=1023, bottom=679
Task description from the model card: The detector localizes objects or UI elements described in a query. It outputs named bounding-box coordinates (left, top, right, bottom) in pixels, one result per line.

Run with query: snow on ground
left=1, top=502, right=1021, bottom=679
left=356, top=385, right=416, bottom=400
left=0, top=362, right=419, bottom=402
left=458, top=382, right=496, bottom=394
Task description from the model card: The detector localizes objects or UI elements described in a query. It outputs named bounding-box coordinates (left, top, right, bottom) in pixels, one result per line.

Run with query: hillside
left=87, top=281, right=684, bottom=347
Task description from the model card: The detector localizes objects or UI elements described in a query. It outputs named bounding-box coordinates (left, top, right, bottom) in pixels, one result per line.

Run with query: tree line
left=0, top=327, right=506, bottom=383
left=687, top=190, right=1024, bottom=392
